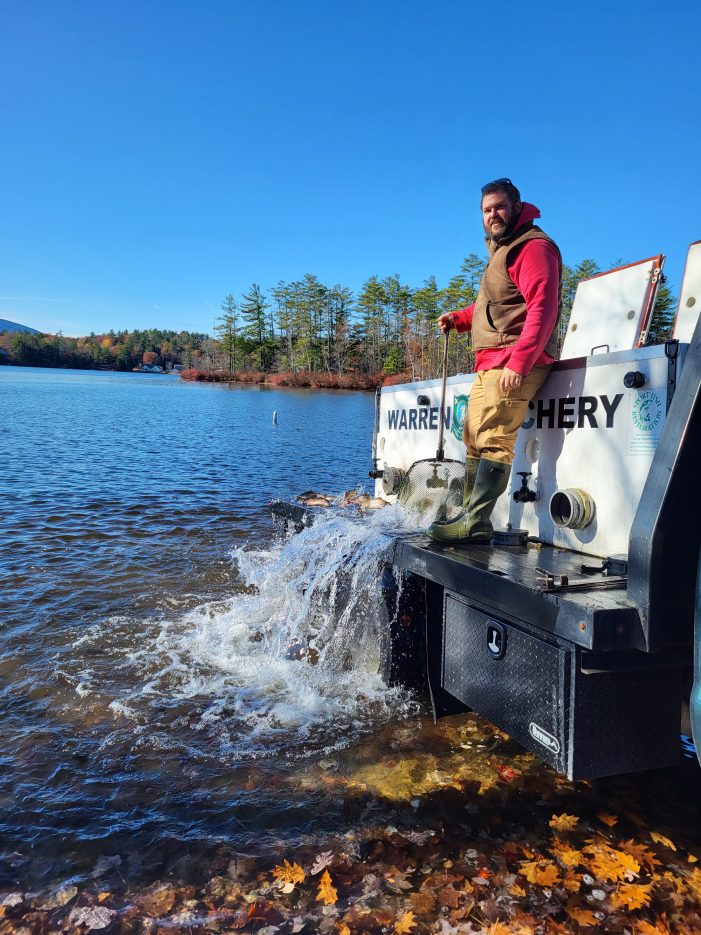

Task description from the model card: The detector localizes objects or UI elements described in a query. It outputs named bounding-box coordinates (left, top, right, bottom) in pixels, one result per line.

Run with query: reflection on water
left=0, top=367, right=423, bottom=888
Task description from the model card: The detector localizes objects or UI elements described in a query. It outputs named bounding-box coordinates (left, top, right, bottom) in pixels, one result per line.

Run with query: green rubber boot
left=428, top=457, right=511, bottom=544
left=427, top=455, right=479, bottom=540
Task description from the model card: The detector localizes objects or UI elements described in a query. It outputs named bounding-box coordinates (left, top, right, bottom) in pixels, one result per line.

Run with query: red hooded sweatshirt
left=451, top=202, right=560, bottom=376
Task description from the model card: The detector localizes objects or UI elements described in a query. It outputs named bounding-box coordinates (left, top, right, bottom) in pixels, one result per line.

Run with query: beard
left=484, top=218, right=509, bottom=240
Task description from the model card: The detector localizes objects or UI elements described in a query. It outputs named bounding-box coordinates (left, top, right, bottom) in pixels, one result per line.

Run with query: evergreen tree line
left=1, top=258, right=676, bottom=382
left=212, top=258, right=676, bottom=381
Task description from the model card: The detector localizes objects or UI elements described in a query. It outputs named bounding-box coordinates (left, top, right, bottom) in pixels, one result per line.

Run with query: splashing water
left=66, top=502, right=423, bottom=764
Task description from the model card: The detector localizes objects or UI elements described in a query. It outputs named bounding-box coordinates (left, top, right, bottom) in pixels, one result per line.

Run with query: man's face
left=481, top=190, right=518, bottom=239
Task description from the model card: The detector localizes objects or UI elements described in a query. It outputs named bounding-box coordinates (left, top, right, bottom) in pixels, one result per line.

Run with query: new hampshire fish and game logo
left=632, top=390, right=663, bottom=434
left=451, top=394, right=469, bottom=440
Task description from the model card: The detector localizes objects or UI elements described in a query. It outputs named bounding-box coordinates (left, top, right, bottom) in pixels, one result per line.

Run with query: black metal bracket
left=536, top=566, right=627, bottom=593
left=665, top=339, right=679, bottom=412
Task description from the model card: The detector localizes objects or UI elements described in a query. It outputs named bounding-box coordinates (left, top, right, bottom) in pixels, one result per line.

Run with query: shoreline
left=2, top=714, right=699, bottom=933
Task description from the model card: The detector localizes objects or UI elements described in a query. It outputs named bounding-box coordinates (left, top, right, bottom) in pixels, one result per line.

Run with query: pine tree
left=215, top=294, right=238, bottom=371
left=646, top=274, right=677, bottom=343
left=240, top=283, right=272, bottom=370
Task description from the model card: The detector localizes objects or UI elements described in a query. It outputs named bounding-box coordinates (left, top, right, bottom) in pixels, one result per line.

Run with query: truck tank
left=274, top=242, right=701, bottom=780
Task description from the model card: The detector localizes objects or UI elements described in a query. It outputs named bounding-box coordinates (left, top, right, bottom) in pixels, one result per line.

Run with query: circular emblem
left=451, top=394, right=469, bottom=441
left=632, top=391, right=663, bottom=434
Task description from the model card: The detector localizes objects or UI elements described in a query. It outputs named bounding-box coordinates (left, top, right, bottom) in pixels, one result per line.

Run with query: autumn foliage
left=179, top=368, right=392, bottom=390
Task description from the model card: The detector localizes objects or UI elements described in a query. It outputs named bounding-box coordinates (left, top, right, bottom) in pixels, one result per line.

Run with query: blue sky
left=1, top=0, right=699, bottom=337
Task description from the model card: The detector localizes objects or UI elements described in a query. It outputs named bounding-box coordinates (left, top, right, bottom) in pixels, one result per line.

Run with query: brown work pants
left=463, top=365, right=551, bottom=465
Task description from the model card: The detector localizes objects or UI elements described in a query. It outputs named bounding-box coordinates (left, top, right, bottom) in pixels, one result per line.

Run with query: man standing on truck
left=429, top=178, right=561, bottom=543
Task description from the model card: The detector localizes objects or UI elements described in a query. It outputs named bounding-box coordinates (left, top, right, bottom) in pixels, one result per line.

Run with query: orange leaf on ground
left=687, top=866, right=701, bottom=899
left=619, top=839, right=661, bottom=873
left=583, top=843, right=640, bottom=883
left=563, top=871, right=582, bottom=893
left=519, top=860, right=561, bottom=887
left=650, top=831, right=677, bottom=851
left=509, top=883, right=526, bottom=897
left=634, top=919, right=672, bottom=934
left=549, top=813, right=579, bottom=832
left=610, top=882, right=653, bottom=910
left=394, top=910, right=416, bottom=933
left=597, top=811, right=619, bottom=827
left=317, top=870, right=338, bottom=905
left=566, top=907, right=599, bottom=926
left=272, top=860, right=305, bottom=885
left=338, top=926, right=351, bottom=935
left=486, top=924, right=512, bottom=935
left=549, top=837, right=582, bottom=868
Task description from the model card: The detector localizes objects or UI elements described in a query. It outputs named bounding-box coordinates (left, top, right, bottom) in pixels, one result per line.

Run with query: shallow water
left=2, top=366, right=700, bottom=917
left=1, top=366, right=425, bottom=887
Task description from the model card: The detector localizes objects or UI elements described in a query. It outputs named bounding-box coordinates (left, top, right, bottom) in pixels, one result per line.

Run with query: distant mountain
left=0, top=319, right=41, bottom=334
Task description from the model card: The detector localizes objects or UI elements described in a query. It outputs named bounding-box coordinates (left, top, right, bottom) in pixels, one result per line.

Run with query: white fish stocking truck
left=274, top=243, right=701, bottom=780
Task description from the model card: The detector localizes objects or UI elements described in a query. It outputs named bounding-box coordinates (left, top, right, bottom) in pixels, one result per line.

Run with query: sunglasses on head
left=481, top=177, right=513, bottom=193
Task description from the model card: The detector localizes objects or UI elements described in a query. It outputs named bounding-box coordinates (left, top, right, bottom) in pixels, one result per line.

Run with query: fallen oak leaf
left=619, top=839, right=661, bottom=873
left=549, top=836, right=582, bottom=868
left=67, top=906, right=117, bottom=930
left=394, top=910, right=416, bottom=933
left=633, top=920, right=672, bottom=935
left=686, top=866, right=701, bottom=899
left=311, top=851, right=334, bottom=875
left=610, top=881, right=653, bottom=910
left=317, top=869, right=338, bottom=905
left=549, top=813, right=579, bottom=832
left=385, top=865, right=414, bottom=891
left=582, top=842, right=640, bottom=883
left=566, top=907, right=599, bottom=927
left=518, top=860, right=561, bottom=887
left=272, top=860, right=305, bottom=886
left=650, top=831, right=677, bottom=851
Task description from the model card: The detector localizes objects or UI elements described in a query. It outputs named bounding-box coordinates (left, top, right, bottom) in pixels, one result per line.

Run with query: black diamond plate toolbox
left=441, top=591, right=681, bottom=779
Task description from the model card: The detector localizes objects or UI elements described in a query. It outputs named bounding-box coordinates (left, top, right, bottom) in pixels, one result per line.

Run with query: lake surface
left=0, top=366, right=423, bottom=889
left=2, top=366, right=699, bottom=917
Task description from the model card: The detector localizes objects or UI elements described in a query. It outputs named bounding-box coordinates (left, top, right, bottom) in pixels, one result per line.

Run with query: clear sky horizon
left=1, top=0, right=700, bottom=338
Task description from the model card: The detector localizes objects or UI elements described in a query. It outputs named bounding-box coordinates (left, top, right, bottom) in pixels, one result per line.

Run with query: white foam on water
left=71, top=504, right=425, bottom=761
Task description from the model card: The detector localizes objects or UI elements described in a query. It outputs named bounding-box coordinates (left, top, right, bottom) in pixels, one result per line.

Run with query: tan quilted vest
left=472, top=223, right=562, bottom=359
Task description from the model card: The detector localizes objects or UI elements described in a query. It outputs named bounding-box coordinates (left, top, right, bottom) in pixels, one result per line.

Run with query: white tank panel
left=560, top=258, right=661, bottom=359
left=377, top=346, right=680, bottom=559
left=673, top=241, right=701, bottom=343
left=491, top=346, right=674, bottom=557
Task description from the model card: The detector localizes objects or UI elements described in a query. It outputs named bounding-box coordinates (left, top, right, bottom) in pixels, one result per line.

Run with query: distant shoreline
left=0, top=361, right=404, bottom=390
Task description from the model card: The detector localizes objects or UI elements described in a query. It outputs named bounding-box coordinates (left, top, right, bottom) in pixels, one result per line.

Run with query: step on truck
left=277, top=243, right=701, bottom=780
